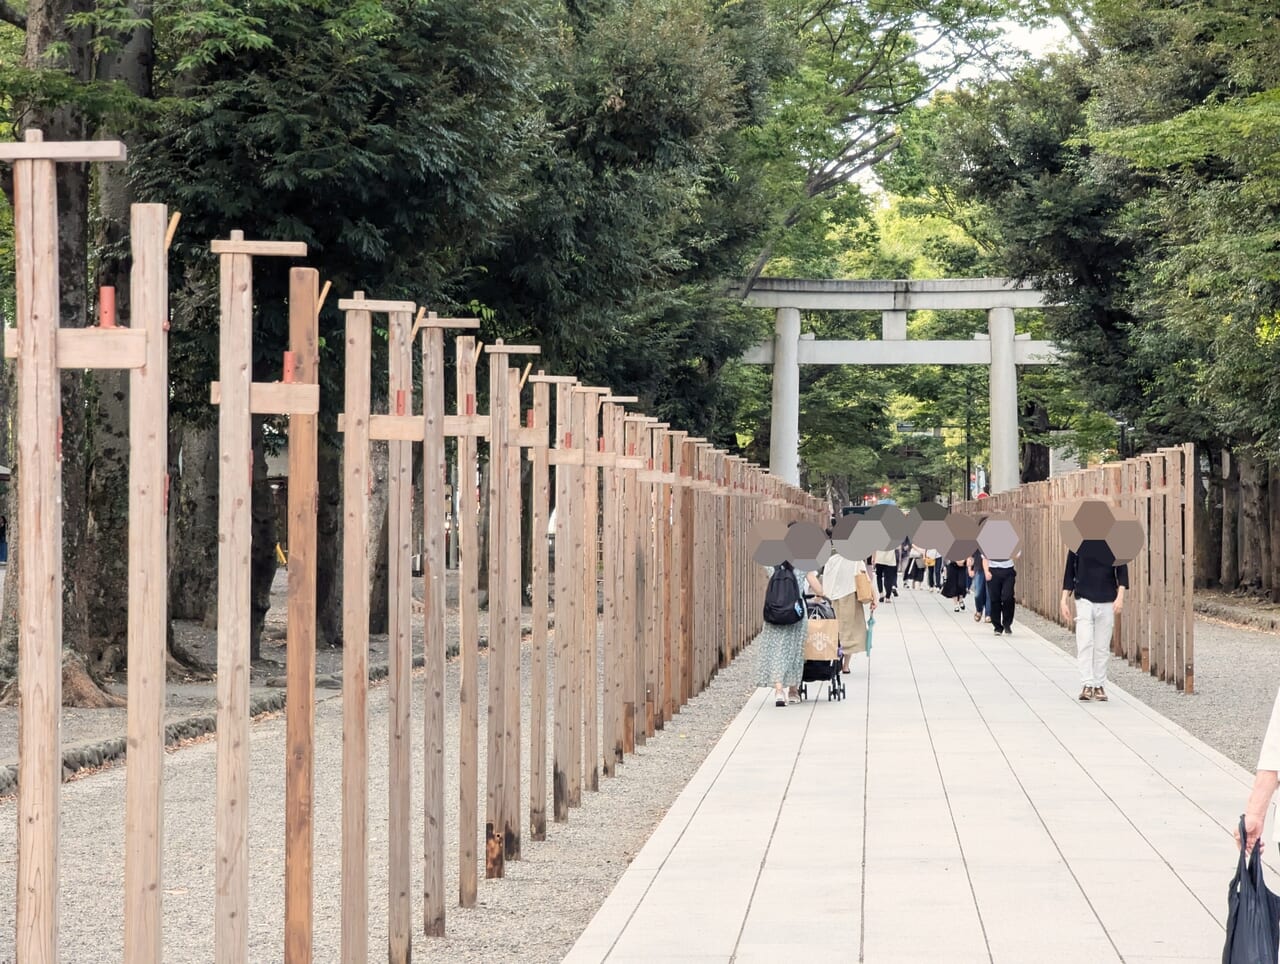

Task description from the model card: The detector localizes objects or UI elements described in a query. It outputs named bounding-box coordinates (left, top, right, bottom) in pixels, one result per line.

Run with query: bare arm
left=806, top=572, right=825, bottom=598
left=1241, top=770, right=1280, bottom=852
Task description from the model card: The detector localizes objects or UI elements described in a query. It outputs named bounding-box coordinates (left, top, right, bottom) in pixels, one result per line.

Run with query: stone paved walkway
left=566, top=587, right=1263, bottom=963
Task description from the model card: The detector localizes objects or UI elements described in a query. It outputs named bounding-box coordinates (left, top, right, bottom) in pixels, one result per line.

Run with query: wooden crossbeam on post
left=208, top=230, right=308, bottom=964
left=283, top=267, right=320, bottom=964
left=1, top=131, right=130, bottom=963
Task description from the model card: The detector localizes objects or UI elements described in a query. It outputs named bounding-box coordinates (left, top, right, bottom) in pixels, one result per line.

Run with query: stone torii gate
left=742, top=278, right=1063, bottom=493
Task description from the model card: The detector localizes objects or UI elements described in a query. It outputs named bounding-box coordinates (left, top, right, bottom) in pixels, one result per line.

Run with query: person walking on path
left=941, top=556, right=967, bottom=612
left=984, top=550, right=1019, bottom=635
left=0, top=515, right=7, bottom=565
left=969, top=538, right=992, bottom=623
left=1239, top=687, right=1280, bottom=854
left=1060, top=542, right=1128, bottom=702
left=821, top=549, right=876, bottom=673
left=873, top=547, right=898, bottom=602
left=925, top=547, right=942, bottom=591
left=756, top=561, right=826, bottom=706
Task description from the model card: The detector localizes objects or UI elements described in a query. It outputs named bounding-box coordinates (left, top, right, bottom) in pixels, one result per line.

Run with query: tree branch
left=0, top=0, right=26, bottom=30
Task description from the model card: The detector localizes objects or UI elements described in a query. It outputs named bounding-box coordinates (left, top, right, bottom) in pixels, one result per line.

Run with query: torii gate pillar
left=987, top=306, right=1020, bottom=494
left=768, top=307, right=802, bottom=487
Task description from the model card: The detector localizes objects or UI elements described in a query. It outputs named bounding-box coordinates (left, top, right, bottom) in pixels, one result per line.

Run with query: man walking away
left=873, top=547, right=898, bottom=602
left=984, top=550, right=1018, bottom=635
left=1060, top=541, right=1128, bottom=702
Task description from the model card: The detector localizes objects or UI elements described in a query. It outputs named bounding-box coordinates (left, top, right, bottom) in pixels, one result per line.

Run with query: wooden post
left=420, top=314, right=480, bottom=934
left=3, top=131, right=128, bottom=964
left=504, top=365, right=523, bottom=858
left=526, top=374, right=572, bottom=833
left=551, top=381, right=580, bottom=818
left=454, top=335, right=482, bottom=905
left=338, top=292, right=374, bottom=963
left=123, top=203, right=170, bottom=964
left=598, top=396, right=637, bottom=773
left=623, top=417, right=643, bottom=750
left=284, top=267, right=320, bottom=964
left=484, top=340, right=539, bottom=874
left=578, top=387, right=608, bottom=793
left=387, top=305, right=415, bottom=964
left=210, top=230, right=308, bottom=964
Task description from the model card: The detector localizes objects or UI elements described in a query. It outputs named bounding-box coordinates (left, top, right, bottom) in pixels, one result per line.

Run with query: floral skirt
left=754, top=618, right=806, bottom=688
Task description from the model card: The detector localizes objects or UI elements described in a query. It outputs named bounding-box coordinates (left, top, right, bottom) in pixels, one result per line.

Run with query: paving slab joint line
left=0, top=652, right=425, bottom=798
left=571, top=686, right=771, bottom=963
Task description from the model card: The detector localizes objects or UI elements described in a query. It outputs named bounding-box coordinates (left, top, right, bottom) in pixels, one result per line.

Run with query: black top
left=1062, top=543, right=1130, bottom=603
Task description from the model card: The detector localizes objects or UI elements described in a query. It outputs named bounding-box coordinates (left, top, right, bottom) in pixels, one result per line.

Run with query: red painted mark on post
left=98, top=286, right=116, bottom=328
left=598, top=438, right=605, bottom=452
left=527, top=410, right=535, bottom=429
left=564, top=433, right=572, bottom=448
left=466, top=393, right=475, bottom=417
left=396, top=390, right=406, bottom=416
left=282, top=351, right=297, bottom=384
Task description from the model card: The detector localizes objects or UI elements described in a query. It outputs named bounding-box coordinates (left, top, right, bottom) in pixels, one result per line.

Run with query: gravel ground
left=0, top=626, right=758, bottom=962
left=1015, top=605, right=1280, bottom=770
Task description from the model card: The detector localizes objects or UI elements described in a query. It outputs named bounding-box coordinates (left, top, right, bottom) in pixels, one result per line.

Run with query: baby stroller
left=797, top=596, right=846, bottom=702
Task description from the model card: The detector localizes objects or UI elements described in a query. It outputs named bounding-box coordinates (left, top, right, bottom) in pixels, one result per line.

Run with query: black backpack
left=763, top=562, right=803, bottom=625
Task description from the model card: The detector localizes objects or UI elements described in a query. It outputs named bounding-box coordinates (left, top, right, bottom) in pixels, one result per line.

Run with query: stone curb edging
left=1194, top=598, right=1280, bottom=634
left=0, top=652, right=430, bottom=798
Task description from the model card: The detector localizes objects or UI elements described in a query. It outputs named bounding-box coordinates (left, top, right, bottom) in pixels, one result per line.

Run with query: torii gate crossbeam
left=741, top=278, right=1063, bottom=495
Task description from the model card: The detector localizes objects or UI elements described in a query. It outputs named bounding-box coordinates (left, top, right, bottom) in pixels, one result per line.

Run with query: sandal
left=1093, top=686, right=1108, bottom=702
left=1078, top=686, right=1093, bottom=701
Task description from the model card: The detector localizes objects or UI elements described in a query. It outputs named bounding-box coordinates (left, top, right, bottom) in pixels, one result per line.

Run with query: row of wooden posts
left=3, top=134, right=826, bottom=962
left=956, top=443, right=1195, bottom=693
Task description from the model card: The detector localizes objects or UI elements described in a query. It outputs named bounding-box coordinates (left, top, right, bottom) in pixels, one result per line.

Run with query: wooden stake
left=455, top=335, right=481, bottom=905
left=421, top=325, right=447, bottom=935
left=387, top=307, right=414, bottom=964
left=284, top=267, right=320, bottom=964
left=552, top=382, right=574, bottom=821
left=214, top=236, right=254, bottom=964
left=529, top=380, right=551, bottom=837
left=504, top=365, right=523, bottom=860
left=485, top=347, right=508, bottom=877
left=123, top=204, right=169, bottom=964
left=341, top=294, right=372, bottom=963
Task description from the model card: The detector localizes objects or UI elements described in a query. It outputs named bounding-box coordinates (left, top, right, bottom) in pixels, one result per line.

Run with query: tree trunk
left=367, top=442, right=391, bottom=634
left=1222, top=450, right=1241, bottom=590
left=315, top=438, right=343, bottom=647
left=77, top=0, right=155, bottom=676
left=1270, top=459, right=1280, bottom=603
left=477, top=455, right=491, bottom=604
left=1239, top=451, right=1269, bottom=595
left=18, top=0, right=98, bottom=685
left=1020, top=399, right=1050, bottom=483
left=1195, top=445, right=1221, bottom=589
left=249, top=418, right=277, bottom=660
left=168, top=423, right=220, bottom=622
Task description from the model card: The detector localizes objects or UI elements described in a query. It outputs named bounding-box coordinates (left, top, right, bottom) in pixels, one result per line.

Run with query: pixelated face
left=751, top=519, right=790, bottom=565
left=977, top=515, right=1021, bottom=559
left=784, top=521, right=832, bottom=570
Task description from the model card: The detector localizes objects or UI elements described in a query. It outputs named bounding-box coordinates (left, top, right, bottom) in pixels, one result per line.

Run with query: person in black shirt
left=1061, top=540, right=1129, bottom=702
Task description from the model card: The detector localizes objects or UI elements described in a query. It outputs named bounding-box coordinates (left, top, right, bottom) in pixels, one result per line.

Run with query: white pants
left=1075, top=597, right=1115, bottom=687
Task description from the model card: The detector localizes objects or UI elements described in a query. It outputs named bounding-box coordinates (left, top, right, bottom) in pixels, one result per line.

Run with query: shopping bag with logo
left=804, top=616, right=840, bottom=661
